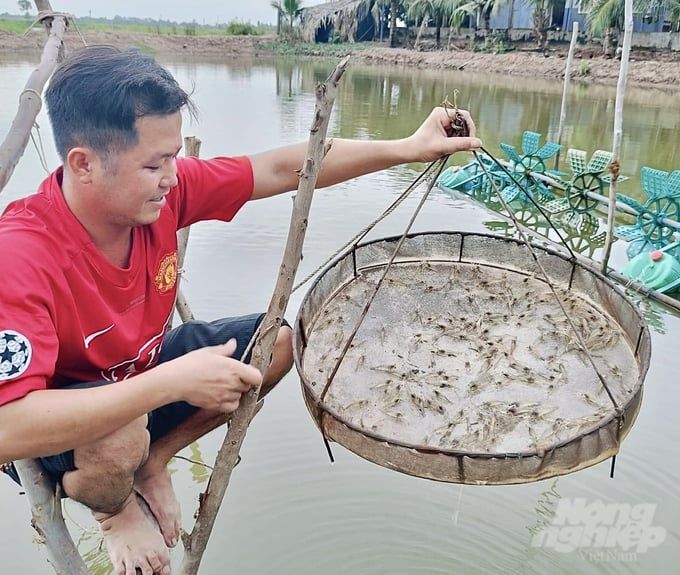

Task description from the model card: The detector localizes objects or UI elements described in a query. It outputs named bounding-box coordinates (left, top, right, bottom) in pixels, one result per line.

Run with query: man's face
left=94, top=112, right=183, bottom=229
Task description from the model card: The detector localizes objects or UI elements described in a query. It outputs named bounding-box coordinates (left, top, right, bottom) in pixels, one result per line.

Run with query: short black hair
left=46, top=45, right=195, bottom=162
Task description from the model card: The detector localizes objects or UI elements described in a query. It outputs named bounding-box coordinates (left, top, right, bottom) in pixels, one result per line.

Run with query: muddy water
left=0, top=54, right=679, bottom=574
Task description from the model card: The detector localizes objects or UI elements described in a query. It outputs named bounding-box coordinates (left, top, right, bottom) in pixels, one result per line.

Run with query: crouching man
left=0, top=45, right=480, bottom=575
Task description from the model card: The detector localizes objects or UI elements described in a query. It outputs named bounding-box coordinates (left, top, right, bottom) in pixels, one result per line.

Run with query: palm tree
left=372, top=0, right=390, bottom=40
left=406, top=0, right=460, bottom=48
left=447, top=0, right=499, bottom=41
left=389, top=0, right=405, bottom=47
left=584, top=0, right=679, bottom=54
left=585, top=0, right=625, bottom=56
left=523, top=0, right=557, bottom=52
left=406, top=0, right=436, bottom=48
left=271, top=0, right=302, bottom=35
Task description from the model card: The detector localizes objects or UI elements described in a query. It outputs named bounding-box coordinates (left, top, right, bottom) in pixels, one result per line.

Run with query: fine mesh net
left=294, top=233, right=650, bottom=485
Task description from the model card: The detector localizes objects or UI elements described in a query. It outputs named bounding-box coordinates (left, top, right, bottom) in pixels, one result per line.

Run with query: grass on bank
left=0, top=17, right=271, bottom=37
left=266, top=39, right=375, bottom=57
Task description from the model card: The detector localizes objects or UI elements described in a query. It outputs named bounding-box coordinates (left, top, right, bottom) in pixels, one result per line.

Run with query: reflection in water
left=270, top=58, right=679, bottom=196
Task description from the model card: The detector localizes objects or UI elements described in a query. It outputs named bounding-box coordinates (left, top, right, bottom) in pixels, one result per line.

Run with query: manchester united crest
left=154, top=252, right=178, bottom=294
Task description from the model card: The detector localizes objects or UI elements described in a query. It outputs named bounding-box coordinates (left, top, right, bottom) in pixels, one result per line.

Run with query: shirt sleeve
left=0, top=256, right=57, bottom=406
left=172, top=155, right=254, bottom=229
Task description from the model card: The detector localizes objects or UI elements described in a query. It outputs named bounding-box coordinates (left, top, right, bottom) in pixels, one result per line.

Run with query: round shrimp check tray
left=293, top=232, right=650, bottom=485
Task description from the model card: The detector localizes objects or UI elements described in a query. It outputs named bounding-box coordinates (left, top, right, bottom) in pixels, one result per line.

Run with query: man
left=0, top=46, right=480, bottom=575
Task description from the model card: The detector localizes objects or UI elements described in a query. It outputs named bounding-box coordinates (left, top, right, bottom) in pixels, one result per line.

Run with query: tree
left=371, top=0, right=391, bottom=41
left=584, top=0, right=679, bottom=55
left=17, top=0, right=31, bottom=18
left=271, top=0, right=302, bottom=35
left=446, top=0, right=499, bottom=41
left=585, top=0, right=625, bottom=56
left=406, top=0, right=461, bottom=48
left=524, top=0, right=556, bottom=52
left=389, top=0, right=405, bottom=47
left=406, top=0, right=435, bottom=48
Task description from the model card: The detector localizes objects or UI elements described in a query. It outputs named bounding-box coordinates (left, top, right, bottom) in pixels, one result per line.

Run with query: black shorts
left=2, top=313, right=283, bottom=488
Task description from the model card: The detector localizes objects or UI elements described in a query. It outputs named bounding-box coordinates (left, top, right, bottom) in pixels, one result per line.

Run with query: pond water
left=0, top=53, right=679, bottom=575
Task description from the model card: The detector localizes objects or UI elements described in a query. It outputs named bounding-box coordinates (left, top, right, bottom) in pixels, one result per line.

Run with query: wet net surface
left=295, top=233, right=649, bottom=483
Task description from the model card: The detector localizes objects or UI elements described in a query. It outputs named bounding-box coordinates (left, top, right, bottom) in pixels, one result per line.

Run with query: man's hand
left=159, top=339, right=262, bottom=413
left=404, top=107, right=482, bottom=163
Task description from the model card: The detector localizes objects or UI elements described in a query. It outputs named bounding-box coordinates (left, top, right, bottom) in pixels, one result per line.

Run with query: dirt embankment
left=1, top=28, right=678, bottom=90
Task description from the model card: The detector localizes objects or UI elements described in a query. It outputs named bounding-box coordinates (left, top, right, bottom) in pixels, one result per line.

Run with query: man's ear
left=66, top=147, right=98, bottom=184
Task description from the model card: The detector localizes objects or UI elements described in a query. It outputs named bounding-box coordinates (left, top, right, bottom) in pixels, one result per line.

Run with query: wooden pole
left=13, top=460, right=89, bottom=575
left=601, top=0, right=633, bottom=273
left=175, top=136, right=201, bottom=323
left=179, top=56, right=351, bottom=575
left=0, top=10, right=66, bottom=192
left=554, top=21, right=578, bottom=171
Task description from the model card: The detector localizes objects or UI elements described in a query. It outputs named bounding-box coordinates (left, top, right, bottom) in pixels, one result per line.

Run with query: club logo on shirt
left=0, top=330, right=32, bottom=381
left=154, top=251, right=178, bottom=295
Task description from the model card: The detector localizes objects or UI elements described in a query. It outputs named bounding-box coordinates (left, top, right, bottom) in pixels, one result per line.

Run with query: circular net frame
left=293, top=232, right=650, bottom=485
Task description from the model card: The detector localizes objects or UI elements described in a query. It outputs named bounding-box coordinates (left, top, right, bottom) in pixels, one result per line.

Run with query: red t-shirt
left=0, top=156, right=253, bottom=406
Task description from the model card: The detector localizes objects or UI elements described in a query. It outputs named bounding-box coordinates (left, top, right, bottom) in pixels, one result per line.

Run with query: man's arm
left=249, top=107, right=482, bottom=200
left=0, top=340, right=260, bottom=463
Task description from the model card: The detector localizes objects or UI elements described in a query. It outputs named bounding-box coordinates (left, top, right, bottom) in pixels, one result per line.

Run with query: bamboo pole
left=554, top=21, right=578, bottom=171
left=0, top=11, right=66, bottom=192
left=175, top=136, right=201, bottom=323
left=179, top=55, right=351, bottom=575
left=601, top=0, right=633, bottom=273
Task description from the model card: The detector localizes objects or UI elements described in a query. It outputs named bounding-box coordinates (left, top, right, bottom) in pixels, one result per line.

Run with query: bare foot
left=135, top=464, right=181, bottom=548
left=96, top=493, right=171, bottom=575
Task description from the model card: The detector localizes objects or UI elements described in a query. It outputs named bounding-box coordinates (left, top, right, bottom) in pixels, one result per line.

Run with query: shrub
left=578, top=60, right=591, bottom=76
left=226, top=21, right=259, bottom=35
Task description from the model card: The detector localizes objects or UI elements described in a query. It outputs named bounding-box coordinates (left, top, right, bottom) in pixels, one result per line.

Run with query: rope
left=23, top=11, right=72, bottom=36
left=239, top=162, right=438, bottom=366
left=478, top=146, right=578, bottom=262
left=474, top=151, right=623, bottom=415
left=23, top=11, right=87, bottom=47
left=319, top=158, right=448, bottom=403
left=69, top=17, right=88, bottom=46
left=29, top=122, right=50, bottom=174
left=291, top=163, right=435, bottom=293
left=19, top=88, right=43, bottom=104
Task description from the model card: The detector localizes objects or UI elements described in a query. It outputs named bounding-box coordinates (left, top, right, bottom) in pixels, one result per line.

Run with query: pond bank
left=1, top=29, right=678, bottom=91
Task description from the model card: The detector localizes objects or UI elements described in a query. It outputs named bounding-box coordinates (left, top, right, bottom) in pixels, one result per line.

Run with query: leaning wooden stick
left=601, top=0, right=633, bottom=273
left=175, top=136, right=202, bottom=323
left=0, top=6, right=66, bottom=192
left=179, top=55, right=351, bottom=575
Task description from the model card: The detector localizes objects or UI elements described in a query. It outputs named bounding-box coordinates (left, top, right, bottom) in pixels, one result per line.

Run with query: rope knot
left=609, top=159, right=620, bottom=181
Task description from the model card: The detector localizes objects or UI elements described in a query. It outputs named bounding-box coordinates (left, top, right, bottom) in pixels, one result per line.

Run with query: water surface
left=0, top=54, right=679, bottom=575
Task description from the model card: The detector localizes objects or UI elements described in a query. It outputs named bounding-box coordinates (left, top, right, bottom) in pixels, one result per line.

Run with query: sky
left=0, top=0, right=326, bottom=25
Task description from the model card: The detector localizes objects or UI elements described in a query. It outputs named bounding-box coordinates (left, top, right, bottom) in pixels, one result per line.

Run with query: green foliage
left=0, top=13, right=272, bottom=37
left=585, top=0, right=625, bottom=36
left=0, top=17, right=28, bottom=33
left=578, top=60, right=592, bottom=76
left=271, top=0, right=302, bottom=32
left=488, top=30, right=513, bottom=52
left=226, top=21, right=261, bottom=36
left=584, top=0, right=680, bottom=39
left=267, top=38, right=372, bottom=56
